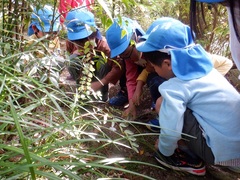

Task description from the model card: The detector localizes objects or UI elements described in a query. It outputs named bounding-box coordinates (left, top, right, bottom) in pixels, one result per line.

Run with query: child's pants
left=182, top=109, right=215, bottom=164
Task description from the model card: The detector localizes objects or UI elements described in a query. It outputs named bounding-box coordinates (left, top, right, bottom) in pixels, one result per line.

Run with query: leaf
left=131, top=142, right=139, bottom=148
left=128, top=137, right=137, bottom=141
left=124, top=130, right=134, bottom=135
left=119, top=123, right=128, bottom=127
left=121, top=29, right=127, bottom=39
left=100, top=51, right=107, bottom=63
left=96, top=0, right=113, bottom=21
left=84, top=40, right=90, bottom=48
left=40, top=73, right=48, bottom=82
left=19, top=103, right=40, bottom=116
left=84, top=48, right=90, bottom=54
left=49, top=77, right=59, bottom=88
left=132, top=147, right=139, bottom=153
left=4, top=43, right=11, bottom=50
left=28, top=65, right=38, bottom=76
left=89, top=65, right=95, bottom=72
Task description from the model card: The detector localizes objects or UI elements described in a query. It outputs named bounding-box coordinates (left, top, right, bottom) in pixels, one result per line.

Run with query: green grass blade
left=9, top=98, right=36, bottom=180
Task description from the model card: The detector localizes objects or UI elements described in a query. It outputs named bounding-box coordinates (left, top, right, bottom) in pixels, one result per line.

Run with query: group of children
left=27, top=3, right=240, bottom=177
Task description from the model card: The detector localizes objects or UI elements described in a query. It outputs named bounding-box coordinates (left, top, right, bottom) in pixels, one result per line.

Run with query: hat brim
left=197, top=0, right=224, bottom=2
left=110, top=37, right=131, bottom=58
left=138, top=34, right=149, bottom=42
left=28, top=23, right=61, bottom=35
left=37, top=23, right=61, bottom=33
left=136, top=40, right=158, bottom=52
left=28, top=25, right=34, bottom=36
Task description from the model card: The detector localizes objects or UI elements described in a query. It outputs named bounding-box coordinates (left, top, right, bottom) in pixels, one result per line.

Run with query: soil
left=59, top=67, right=240, bottom=180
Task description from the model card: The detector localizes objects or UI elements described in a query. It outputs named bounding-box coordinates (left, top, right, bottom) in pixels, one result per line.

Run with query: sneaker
left=154, top=148, right=206, bottom=176
left=109, top=90, right=128, bottom=106
left=146, top=118, right=160, bottom=132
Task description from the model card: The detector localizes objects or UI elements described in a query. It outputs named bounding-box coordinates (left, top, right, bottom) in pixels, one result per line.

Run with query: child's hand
left=91, top=78, right=107, bottom=91
left=132, top=80, right=144, bottom=106
left=122, top=100, right=137, bottom=120
left=91, top=81, right=103, bottom=91
left=132, top=90, right=141, bottom=106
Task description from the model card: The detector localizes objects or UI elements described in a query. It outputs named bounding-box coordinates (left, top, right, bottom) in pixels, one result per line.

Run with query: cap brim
left=138, top=34, right=149, bottom=42
left=110, top=38, right=130, bottom=58
left=36, top=23, right=61, bottom=33
left=28, top=24, right=34, bottom=36
left=197, top=0, right=224, bottom=2
left=136, top=41, right=158, bottom=52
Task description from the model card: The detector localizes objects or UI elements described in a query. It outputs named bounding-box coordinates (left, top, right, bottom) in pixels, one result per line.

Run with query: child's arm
left=132, top=80, right=145, bottom=106
left=122, top=59, right=139, bottom=120
left=132, top=69, right=149, bottom=105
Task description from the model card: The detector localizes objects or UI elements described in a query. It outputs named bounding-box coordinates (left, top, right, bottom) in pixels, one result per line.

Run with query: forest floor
left=60, top=67, right=240, bottom=180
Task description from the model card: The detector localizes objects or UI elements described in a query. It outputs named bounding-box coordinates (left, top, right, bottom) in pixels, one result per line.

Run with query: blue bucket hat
left=28, top=5, right=61, bottom=36
left=139, top=17, right=181, bottom=41
left=65, top=9, right=101, bottom=41
left=106, top=17, right=145, bottom=58
left=196, top=0, right=224, bottom=2
left=136, top=17, right=213, bottom=80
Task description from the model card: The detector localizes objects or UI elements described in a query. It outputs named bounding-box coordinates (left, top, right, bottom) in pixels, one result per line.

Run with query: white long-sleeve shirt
left=158, top=69, right=240, bottom=164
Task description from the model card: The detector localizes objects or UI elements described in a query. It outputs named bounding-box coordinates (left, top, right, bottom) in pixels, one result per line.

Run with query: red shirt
left=58, top=0, right=94, bottom=24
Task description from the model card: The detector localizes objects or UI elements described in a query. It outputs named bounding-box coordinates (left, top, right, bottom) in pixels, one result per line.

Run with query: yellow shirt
left=137, top=68, right=149, bottom=83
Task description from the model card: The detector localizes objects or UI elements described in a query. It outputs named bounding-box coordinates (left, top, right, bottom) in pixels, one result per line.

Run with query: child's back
left=136, top=17, right=240, bottom=175
left=159, top=68, right=240, bottom=164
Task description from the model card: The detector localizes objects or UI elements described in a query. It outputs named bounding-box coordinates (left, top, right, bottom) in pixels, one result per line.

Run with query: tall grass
left=0, top=49, right=162, bottom=179
left=0, top=1, right=161, bottom=179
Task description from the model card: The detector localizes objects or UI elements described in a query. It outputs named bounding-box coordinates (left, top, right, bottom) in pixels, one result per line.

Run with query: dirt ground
left=60, top=68, right=240, bottom=180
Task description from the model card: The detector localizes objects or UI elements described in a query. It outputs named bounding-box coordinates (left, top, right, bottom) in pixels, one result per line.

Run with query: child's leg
left=182, top=109, right=215, bottom=164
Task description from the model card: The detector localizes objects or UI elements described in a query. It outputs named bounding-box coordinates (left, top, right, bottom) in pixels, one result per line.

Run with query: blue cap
left=28, top=5, right=61, bottom=36
left=136, top=17, right=213, bottom=80
left=196, top=0, right=224, bottom=3
left=139, top=17, right=180, bottom=41
left=137, top=19, right=192, bottom=52
left=65, top=9, right=100, bottom=41
left=106, top=17, right=145, bottom=58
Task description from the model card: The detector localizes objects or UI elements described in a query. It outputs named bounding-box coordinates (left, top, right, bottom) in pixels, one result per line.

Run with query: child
left=139, top=17, right=233, bottom=132
left=136, top=17, right=240, bottom=176
left=106, top=17, right=146, bottom=119
left=65, top=9, right=124, bottom=102
left=27, top=5, right=62, bottom=57
left=25, top=5, right=64, bottom=76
